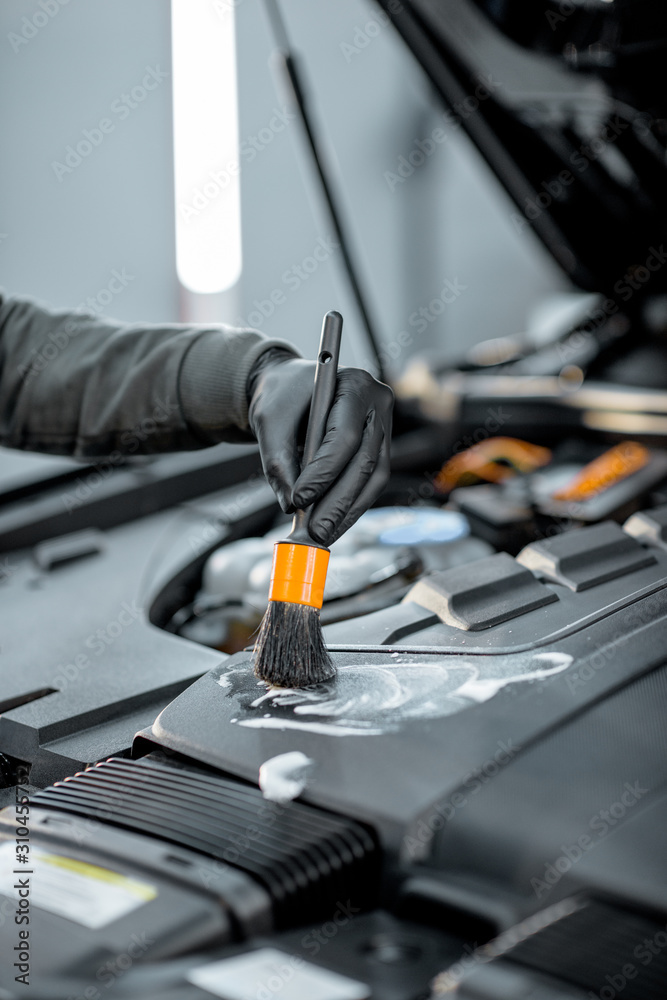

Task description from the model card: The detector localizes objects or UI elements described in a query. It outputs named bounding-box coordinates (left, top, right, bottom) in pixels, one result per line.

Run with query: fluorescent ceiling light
left=171, top=0, right=242, bottom=294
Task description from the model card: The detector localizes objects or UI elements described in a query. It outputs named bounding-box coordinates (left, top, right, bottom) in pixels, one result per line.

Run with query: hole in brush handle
left=319, top=351, right=333, bottom=364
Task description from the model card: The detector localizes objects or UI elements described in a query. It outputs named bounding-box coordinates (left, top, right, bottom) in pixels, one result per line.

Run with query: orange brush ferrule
left=268, top=540, right=330, bottom=610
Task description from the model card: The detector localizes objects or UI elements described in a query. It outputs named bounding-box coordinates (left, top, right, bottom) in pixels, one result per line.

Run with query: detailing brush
left=253, top=310, right=342, bottom=688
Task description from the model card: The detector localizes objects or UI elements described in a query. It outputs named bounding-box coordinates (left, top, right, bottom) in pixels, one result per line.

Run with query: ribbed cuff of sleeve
left=178, top=327, right=300, bottom=442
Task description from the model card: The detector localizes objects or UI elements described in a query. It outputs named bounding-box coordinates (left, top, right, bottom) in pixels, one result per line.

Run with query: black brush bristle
left=254, top=601, right=335, bottom=687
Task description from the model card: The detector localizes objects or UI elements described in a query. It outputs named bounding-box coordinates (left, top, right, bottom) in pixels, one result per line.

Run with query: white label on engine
left=187, top=947, right=370, bottom=1000
left=0, top=841, right=157, bottom=929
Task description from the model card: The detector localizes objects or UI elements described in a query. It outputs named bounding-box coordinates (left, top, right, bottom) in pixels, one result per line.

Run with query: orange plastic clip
left=552, top=441, right=650, bottom=502
left=435, top=437, right=552, bottom=493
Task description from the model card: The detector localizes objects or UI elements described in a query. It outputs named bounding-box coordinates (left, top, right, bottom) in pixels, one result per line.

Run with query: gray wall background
left=0, top=0, right=568, bottom=479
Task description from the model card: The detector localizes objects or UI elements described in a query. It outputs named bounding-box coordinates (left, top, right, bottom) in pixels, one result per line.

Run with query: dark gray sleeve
left=0, top=293, right=299, bottom=458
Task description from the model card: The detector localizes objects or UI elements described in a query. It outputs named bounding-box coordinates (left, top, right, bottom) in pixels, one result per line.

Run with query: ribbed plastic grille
left=509, top=900, right=667, bottom=1000
left=32, top=756, right=378, bottom=926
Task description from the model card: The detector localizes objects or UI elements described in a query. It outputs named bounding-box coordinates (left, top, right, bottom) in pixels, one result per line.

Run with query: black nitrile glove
left=247, top=352, right=393, bottom=547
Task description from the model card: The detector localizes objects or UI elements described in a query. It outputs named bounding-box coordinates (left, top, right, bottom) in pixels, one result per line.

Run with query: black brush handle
left=290, top=311, right=342, bottom=545
left=302, top=311, right=342, bottom=465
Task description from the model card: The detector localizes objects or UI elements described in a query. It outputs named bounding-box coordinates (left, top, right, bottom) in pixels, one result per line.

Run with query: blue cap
left=358, top=507, right=469, bottom=546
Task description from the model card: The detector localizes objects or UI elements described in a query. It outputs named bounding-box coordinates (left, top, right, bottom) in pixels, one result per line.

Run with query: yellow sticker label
left=39, top=853, right=157, bottom=901
left=0, top=842, right=158, bottom=928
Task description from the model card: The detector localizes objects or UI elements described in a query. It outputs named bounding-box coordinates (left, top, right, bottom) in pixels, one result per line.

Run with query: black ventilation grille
left=509, top=900, right=667, bottom=1000
left=31, top=756, right=379, bottom=927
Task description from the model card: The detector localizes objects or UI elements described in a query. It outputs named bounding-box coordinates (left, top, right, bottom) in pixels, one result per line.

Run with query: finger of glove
left=253, top=414, right=302, bottom=513
left=291, top=389, right=370, bottom=510
left=322, top=437, right=391, bottom=545
left=249, top=359, right=317, bottom=513
left=307, top=411, right=386, bottom=545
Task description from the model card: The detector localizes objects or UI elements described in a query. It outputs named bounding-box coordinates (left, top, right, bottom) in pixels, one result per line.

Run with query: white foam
left=258, top=751, right=314, bottom=802
left=241, top=718, right=383, bottom=737
left=220, top=651, right=573, bottom=737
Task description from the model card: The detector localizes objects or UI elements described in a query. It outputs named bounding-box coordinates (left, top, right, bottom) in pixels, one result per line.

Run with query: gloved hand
left=248, top=353, right=393, bottom=546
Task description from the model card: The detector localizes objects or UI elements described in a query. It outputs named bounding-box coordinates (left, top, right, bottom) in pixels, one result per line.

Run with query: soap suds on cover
left=216, top=651, right=572, bottom=737
left=258, top=751, right=314, bottom=802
